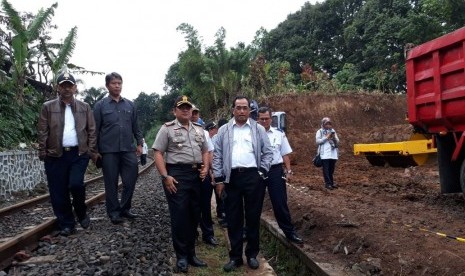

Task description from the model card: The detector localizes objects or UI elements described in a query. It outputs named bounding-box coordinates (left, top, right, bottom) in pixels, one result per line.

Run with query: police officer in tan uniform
left=152, top=95, right=209, bottom=273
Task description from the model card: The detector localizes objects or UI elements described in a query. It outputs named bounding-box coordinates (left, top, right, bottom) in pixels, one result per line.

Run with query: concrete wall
left=0, top=150, right=46, bottom=196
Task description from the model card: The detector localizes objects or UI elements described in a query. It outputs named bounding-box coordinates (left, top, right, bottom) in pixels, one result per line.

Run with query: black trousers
left=44, top=148, right=89, bottom=230
left=199, top=174, right=214, bottom=239
left=165, top=165, right=202, bottom=260
left=140, top=154, right=147, bottom=166
left=101, top=152, right=138, bottom=217
left=225, top=169, right=265, bottom=260
left=322, top=159, right=337, bottom=186
left=215, top=187, right=226, bottom=219
left=265, top=165, right=295, bottom=236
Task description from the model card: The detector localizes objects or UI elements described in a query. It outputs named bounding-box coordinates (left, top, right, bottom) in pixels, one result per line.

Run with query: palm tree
left=81, top=87, right=107, bottom=108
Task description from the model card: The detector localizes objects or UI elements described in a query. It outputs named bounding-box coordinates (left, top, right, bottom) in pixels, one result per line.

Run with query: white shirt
left=205, top=130, right=214, bottom=152
left=142, top=142, right=148, bottom=154
left=315, top=128, right=339, bottom=160
left=62, top=105, right=78, bottom=147
left=231, top=119, right=257, bottom=168
left=266, top=127, right=292, bottom=165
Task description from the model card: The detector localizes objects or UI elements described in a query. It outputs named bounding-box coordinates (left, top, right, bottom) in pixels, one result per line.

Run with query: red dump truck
left=406, top=26, right=465, bottom=195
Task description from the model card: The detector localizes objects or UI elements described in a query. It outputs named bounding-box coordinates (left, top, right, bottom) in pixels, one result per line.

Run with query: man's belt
left=63, top=146, right=78, bottom=152
left=270, top=163, right=283, bottom=170
left=166, top=163, right=203, bottom=169
left=231, top=167, right=257, bottom=173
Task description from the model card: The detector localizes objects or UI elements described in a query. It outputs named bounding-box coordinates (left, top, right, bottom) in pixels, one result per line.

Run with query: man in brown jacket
left=38, top=72, right=97, bottom=236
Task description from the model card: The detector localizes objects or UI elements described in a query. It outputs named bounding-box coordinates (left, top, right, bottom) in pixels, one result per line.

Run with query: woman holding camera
left=315, top=117, right=340, bottom=190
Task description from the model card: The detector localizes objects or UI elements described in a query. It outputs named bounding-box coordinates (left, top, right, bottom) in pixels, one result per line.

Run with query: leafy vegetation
left=158, top=0, right=465, bottom=122
left=2, top=0, right=465, bottom=149
left=0, top=0, right=100, bottom=149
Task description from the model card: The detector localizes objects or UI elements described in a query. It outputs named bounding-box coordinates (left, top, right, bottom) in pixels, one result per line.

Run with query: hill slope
left=263, top=93, right=465, bottom=275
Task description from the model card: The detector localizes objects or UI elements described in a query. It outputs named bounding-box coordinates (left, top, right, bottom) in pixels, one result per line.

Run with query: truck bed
left=406, top=26, right=465, bottom=133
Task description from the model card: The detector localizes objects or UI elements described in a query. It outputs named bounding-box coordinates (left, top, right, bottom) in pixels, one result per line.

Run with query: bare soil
left=263, top=93, right=465, bottom=275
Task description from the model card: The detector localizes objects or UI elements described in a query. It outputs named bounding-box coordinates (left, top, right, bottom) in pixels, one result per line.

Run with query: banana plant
left=1, top=0, right=57, bottom=101
left=39, top=26, right=78, bottom=87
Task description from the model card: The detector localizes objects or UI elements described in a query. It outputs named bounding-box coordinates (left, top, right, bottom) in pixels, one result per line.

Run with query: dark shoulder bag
left=312, top=130, right=323, bottom=167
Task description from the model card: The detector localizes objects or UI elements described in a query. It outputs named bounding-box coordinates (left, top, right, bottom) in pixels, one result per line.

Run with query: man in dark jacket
left=93, top=72, right=143, bottom=224
left=38, top=72, right=97, bottom=236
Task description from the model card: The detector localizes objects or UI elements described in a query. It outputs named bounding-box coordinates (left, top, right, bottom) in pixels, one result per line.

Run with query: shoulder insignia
left=276, top=128, right=284, bottom=133
left=192, top=122, right=202, bottom=127
left=164, top=121, right=175, bottom=126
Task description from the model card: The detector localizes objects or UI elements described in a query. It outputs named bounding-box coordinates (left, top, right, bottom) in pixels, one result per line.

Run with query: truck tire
left=460, top=160, right=465, bottom=197
left=436, top=133, right=462, bottom=193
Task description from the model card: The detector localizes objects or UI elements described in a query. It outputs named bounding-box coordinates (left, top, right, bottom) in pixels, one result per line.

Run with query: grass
left=186, top=225, right=246, bottom=276
left=260, top=227, right=314, bottom=276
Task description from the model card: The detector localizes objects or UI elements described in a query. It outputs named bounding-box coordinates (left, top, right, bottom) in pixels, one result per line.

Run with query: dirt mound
left=262, top=92, right=409, bottom=164
left=262, top=92, right=465, bottom=275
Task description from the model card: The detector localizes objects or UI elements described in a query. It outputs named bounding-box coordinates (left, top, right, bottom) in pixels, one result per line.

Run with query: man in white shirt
left=257, top=107, right=303, bottom=244
left=191, top=106, right=219, bottom=246
left=212, top=96, right=273, bottom=272
left=38, top=72, right=97, bottom=236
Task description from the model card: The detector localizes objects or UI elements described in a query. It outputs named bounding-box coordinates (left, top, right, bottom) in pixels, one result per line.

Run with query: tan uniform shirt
left=152, top=119, right=207, bottom=164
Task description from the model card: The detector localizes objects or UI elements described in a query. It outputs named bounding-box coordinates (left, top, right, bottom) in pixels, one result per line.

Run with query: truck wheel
left=436, top=133, right=462, bottom=193
left=366, top=155, right=386, bottom=166
left=460, top=160, right=465, bottom=197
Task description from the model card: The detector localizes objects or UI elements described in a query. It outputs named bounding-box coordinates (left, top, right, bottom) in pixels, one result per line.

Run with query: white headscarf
left=321, top=117, right=331, bottom=128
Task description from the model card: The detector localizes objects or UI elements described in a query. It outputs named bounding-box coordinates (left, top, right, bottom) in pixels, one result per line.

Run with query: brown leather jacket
left=37, top=98, right=97, bottom=160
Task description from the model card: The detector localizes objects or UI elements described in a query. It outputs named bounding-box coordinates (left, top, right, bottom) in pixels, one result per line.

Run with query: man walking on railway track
left=152, top=95, right=210, bottom=273
left=257, top=107, right=304, bottom=244
left=38, top=72, right=97, bottom=236
left=212, top=96, right=273, bottom=272
left=93, top=72, right=143, bottom=224
left=191, top=106, right=219, bottom=247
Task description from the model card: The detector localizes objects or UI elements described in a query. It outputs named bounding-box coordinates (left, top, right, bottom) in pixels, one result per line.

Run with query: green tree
left=133, top=92, right=159, bottom=135
left=80, top=87, right=107, bottom=108
left=172, top=23, right=253, bottom=118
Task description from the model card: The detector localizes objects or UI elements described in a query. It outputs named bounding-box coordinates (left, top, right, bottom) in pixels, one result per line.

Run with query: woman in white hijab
left=315, top=117, right=340, bottom=190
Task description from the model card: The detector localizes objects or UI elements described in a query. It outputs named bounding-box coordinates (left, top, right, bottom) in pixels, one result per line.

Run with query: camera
left=330, top=129, right=335, bottom=134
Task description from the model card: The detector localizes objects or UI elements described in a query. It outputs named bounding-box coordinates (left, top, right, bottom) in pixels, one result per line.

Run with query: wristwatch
left=161, top=174, right=169, bottom=180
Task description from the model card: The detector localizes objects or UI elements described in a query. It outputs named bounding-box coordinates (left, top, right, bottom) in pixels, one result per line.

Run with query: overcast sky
left=8, top=0, right=318, bottom=100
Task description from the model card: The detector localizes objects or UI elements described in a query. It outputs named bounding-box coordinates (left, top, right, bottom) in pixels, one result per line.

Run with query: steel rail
left=0, top=161, right=153, bottom=271
left=0, top=175, right=103, bottom=218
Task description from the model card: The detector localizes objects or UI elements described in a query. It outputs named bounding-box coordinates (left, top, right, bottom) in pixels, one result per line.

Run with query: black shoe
left=188, top=256, right=207, bottom=267
left=223, top=259, right=243, bottom=272
left=325, top=185, right=334, bottom=190
left=79, top=215, right=90, bottom=229
left=176, top=258, right=188, bottom=273
left=247, top=257, right=259, bottom=269
left=59, top=227, right=76, bottom=236
left=203, top=236, right=219, bottom=246
left=286, top=233, right=304, bottom=244
left=120, top=210, right=138, bottom=219
left=332, top=184, right=339, bottom=189
left=110, top=215, right=124, bottom=224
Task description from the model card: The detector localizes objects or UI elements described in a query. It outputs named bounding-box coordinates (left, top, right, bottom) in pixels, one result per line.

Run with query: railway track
left=0, top=161, right=153, bottom=271
left=0, top=161, right=342, bottom=275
